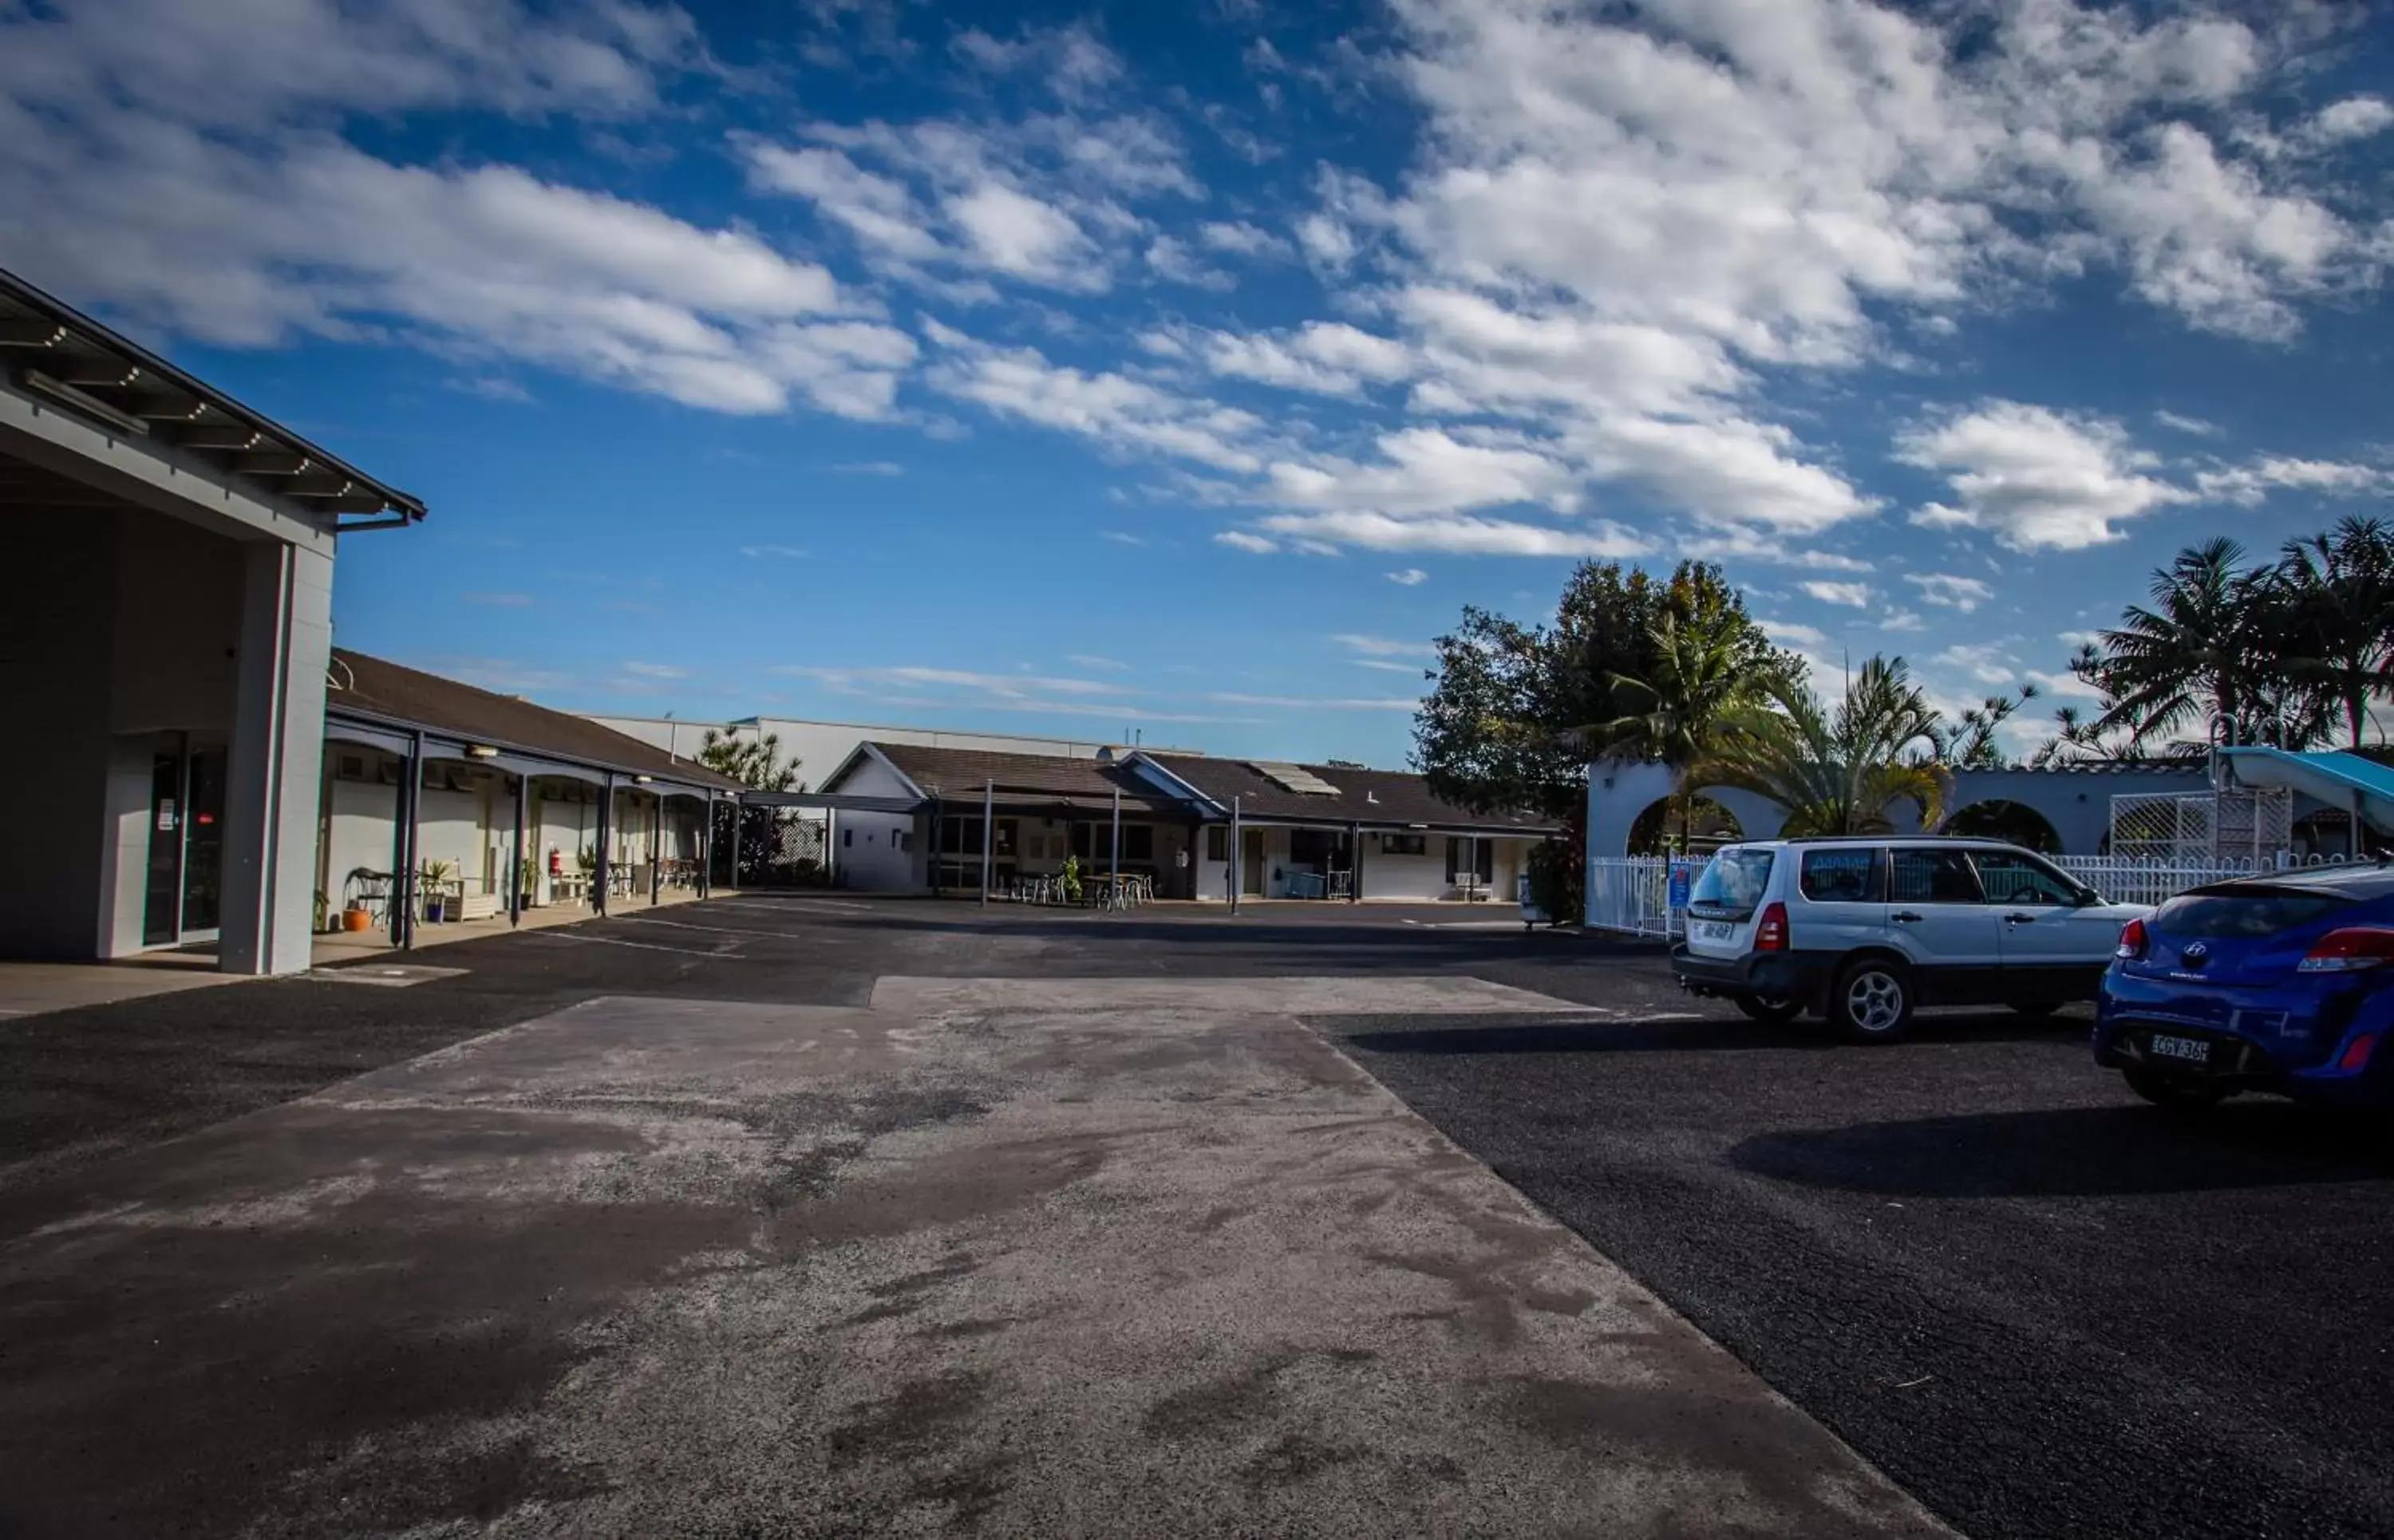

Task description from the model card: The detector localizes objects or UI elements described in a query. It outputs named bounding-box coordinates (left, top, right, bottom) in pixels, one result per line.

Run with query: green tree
left=1698, top=656, right=1950, bottom=836
left=1590, top=591, right=1785, bottom=849
left=1412, top=560, right=1779, bottom=910
left=2076, top=537, right=2331, bottom=750
left=1933, top=683, right=2040, bottom=772
left=2274, top=516, right=2394, bottom=749
left=699, top=729, right=808, bottom=886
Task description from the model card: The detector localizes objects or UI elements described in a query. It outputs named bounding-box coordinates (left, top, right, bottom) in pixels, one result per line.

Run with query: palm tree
left=1697, top=656, right=1949, bottom=836
left=1589, top=604, right=1779, bottom=850
left=2274, top=517, right=2394, bottom=749
left=2083, top=538, right=2297, bottom=748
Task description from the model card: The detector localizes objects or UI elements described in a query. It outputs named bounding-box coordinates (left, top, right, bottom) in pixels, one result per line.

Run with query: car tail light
left=2341, top=1033, right=2381, bottom=1072
left=1754, top=901, right=1789, bottom=953
left=2298, top=927, right=2394, bottom=973
left=2115, top=918, right=2147, bottom=960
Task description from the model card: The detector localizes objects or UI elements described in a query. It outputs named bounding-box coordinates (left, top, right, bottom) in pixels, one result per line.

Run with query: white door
left=1886, top=847, right=2004, bottom=1001
left=1971, top=850, right=2128, bottom=981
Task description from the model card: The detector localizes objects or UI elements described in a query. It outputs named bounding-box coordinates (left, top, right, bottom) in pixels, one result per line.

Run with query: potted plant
left=314, top=890, right=330, bottom=934
left=518, top=855, right=539, bottom=909
left=1058, top=854, right=1084, bottom=906
left=419, top=859, right=455, bottom=923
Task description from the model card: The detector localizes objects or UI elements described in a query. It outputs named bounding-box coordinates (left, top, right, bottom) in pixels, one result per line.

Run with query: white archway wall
left=1587, top=760, right=2218, bottom=863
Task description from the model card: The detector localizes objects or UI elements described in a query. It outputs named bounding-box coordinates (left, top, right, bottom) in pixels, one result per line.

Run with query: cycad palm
left=1698, top=656, right=1949, bottom=836
left=1592, top=606, right=1776, bottom=849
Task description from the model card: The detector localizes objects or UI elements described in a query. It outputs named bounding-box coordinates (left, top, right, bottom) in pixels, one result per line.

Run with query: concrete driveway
left=0, top=936, right=1946, bottom=1537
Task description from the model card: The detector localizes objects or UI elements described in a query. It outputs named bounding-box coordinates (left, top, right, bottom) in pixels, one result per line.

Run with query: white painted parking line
left=526, top=930, right=743, bottom=958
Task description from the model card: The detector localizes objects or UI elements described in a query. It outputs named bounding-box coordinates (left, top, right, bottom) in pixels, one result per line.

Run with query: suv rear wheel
left=1732, top=993, right=1805, bottom=1024
left=1831, top=957, right=1914, bottom=1042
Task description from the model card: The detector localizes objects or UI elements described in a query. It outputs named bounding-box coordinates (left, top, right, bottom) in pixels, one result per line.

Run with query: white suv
left=1670, top=837, right=2150, bottom=1041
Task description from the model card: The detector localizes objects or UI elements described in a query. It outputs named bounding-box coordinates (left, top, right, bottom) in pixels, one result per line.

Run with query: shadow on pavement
left=1729, top=1101, right=2394, bottom=1198
left=1341, top=1011, right=2076, bottom=1058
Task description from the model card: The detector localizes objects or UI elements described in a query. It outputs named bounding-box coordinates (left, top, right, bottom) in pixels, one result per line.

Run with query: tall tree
left=699, top=729, right=808, bottom=885
left=1698, top=656, right=1949, bottom=836
left=2077, top=538, right=2329, bottom=749
left=2274, top=516, right=2394, bottom=749
left=1413, top=559, right=1775, bottom=911
left=1933, top=683, right=2040, bottom=771
left=1590, top=590, right=1784, bottom=849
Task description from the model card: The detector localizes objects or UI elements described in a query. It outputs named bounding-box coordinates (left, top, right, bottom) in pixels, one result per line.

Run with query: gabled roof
left=0, top=268, right=424, bottom=527
left=326, top=650, right=741, bottom=792
left=833, top=742, right=1185, bottom=815
left=1133, top=752, right=1558, bottom=834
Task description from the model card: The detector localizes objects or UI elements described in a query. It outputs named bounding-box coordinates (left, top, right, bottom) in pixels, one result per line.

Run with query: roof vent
left=1250, top=760, right=1341, bottom=796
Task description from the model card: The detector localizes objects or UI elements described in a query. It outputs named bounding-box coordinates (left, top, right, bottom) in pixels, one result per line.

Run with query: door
left=179, top=743, right=225, bottom=936
left=1971, top=849, right=2116, bottom=998
left=1886, top=847, right=2004, bottom=1002
left=1240, top=828, right=1266, bottom=895
left=141, top=745, right=184, bottom=946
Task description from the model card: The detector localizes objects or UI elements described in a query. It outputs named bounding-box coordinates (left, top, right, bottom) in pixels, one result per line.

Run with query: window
left=1969, top=851, right=2086, bottom=906
left=1689, top=848, right=1773, bottom=917
left=1889, top=848, right=1981, bottom=904
left=1799, top=847, right=1882, bottom=903
left=1446, top=836, right=1494, bottom=883
left=1382, top=832, right=1428, bottom=856
left=892, top=828, right=911, bottom=853
left=842, top=827, right=853, bottom=848
left=1205, top=826, right=1228, bottom=861
left=1124, top=825, right=1154, bottom=862
left=994, top=819, right=1017, bottom=858
left=938, top=817, right=986, bottom=856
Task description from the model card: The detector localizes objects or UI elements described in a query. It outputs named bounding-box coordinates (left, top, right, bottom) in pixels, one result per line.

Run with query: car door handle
left=2003, top=912, right=2036, bottom=925
left=1890, top=911, right=1923, bottom=923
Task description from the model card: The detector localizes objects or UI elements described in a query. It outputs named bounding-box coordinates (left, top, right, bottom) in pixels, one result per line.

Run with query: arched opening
left=1628, top=793, right=1744, bottom=856
left=1942, top=800, right=2063, bottom=854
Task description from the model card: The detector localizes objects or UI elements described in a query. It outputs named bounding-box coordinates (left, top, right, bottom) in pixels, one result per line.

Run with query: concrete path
left=0, top=975, right=1948, bottom=1538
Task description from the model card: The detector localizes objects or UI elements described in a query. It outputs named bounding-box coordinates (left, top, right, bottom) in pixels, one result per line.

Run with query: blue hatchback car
left=2096, top=863, right=2394, bottom=1110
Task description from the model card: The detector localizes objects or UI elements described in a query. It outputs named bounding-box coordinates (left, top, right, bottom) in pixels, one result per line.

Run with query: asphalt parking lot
left=2, top=897, right=2388, bottom=1537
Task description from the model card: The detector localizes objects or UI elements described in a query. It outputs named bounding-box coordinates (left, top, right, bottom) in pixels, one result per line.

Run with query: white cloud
left=622, top=661, right=689, bottom=680
left=1197, top=220, right=1290, bottom=257
left=1906, top=572, right=1995, bottom=611
left=1201, top=692, right=1421, bottom=711
left=1099, top=529, right=1145, bottom=546
left=1066, top=654, right=1130, bottom=671
left=1266, top=427, right=1582, bottom=518
left=2028, top=668, right=2104, bottom=701
left=951, top=22, right=1124, bottom=105
left=1333, top=634, right=1433, bottom=657
left=2056, top=629, right=2106, bottom=649
left=1801, top=580, right=1873, bottom=608
left=922, top=326, right=1266, bottom=472
left=1215, top=530, right=1278, bottom=553
left=1253, top=509, right=1648, bottom=558
left=1898, top=401, right=2189, bottom=551
left=834, top=460, right=907, bottom=476
left=1933, top=642, right=2017, bottom=687
left=1880, top=610, right=1925, bottom=633
left=2312, top=97, right=2394, bottom=144
left=1759, top=618, right=1829, bottom=649
left=2153, top=409, right=2222, bottom=437
left=946, top=182, right=1101, bottom=288
left=740, top=544, right=807, bottom=559
left=1903, top=400, right=2389, bottom=549
left=2192, top=456, right=2392, bottom=506
left=1385, top=567, right=1429, bottom=586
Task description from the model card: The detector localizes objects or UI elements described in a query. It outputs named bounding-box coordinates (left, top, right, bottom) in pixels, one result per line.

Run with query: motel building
left=816, top=744, right=1557, bottom=902
left=0, top=268, right=740, bottom=973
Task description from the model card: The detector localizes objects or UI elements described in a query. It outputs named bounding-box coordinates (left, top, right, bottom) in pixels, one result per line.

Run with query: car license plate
left=1695, top=921, right=1736, bottom=942
left=2147, top=1033, right=2210, bottom=1067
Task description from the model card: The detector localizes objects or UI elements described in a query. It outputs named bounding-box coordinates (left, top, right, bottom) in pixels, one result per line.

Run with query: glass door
left=141, top=742, right=184, bottom=946
left=180, top=743, right=225, bottom=937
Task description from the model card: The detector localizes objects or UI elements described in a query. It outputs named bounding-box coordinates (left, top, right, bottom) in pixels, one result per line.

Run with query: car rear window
left=1689, top=848, right=1774, bottom=918
left=1799, top=847, right=1882, bottom=902
left=2153, top=887, right=2354, bottom=938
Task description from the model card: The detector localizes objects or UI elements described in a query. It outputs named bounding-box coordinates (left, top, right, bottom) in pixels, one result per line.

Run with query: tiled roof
left=860, top=743, right=1187, bottom=814
left=1138, top=752, right=1558, bottom=834
left=327, top=650, right=741, bottom=791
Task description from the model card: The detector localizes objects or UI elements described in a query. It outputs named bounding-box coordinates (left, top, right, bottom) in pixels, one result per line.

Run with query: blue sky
left=5, top=0, right=2392, bottom=768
